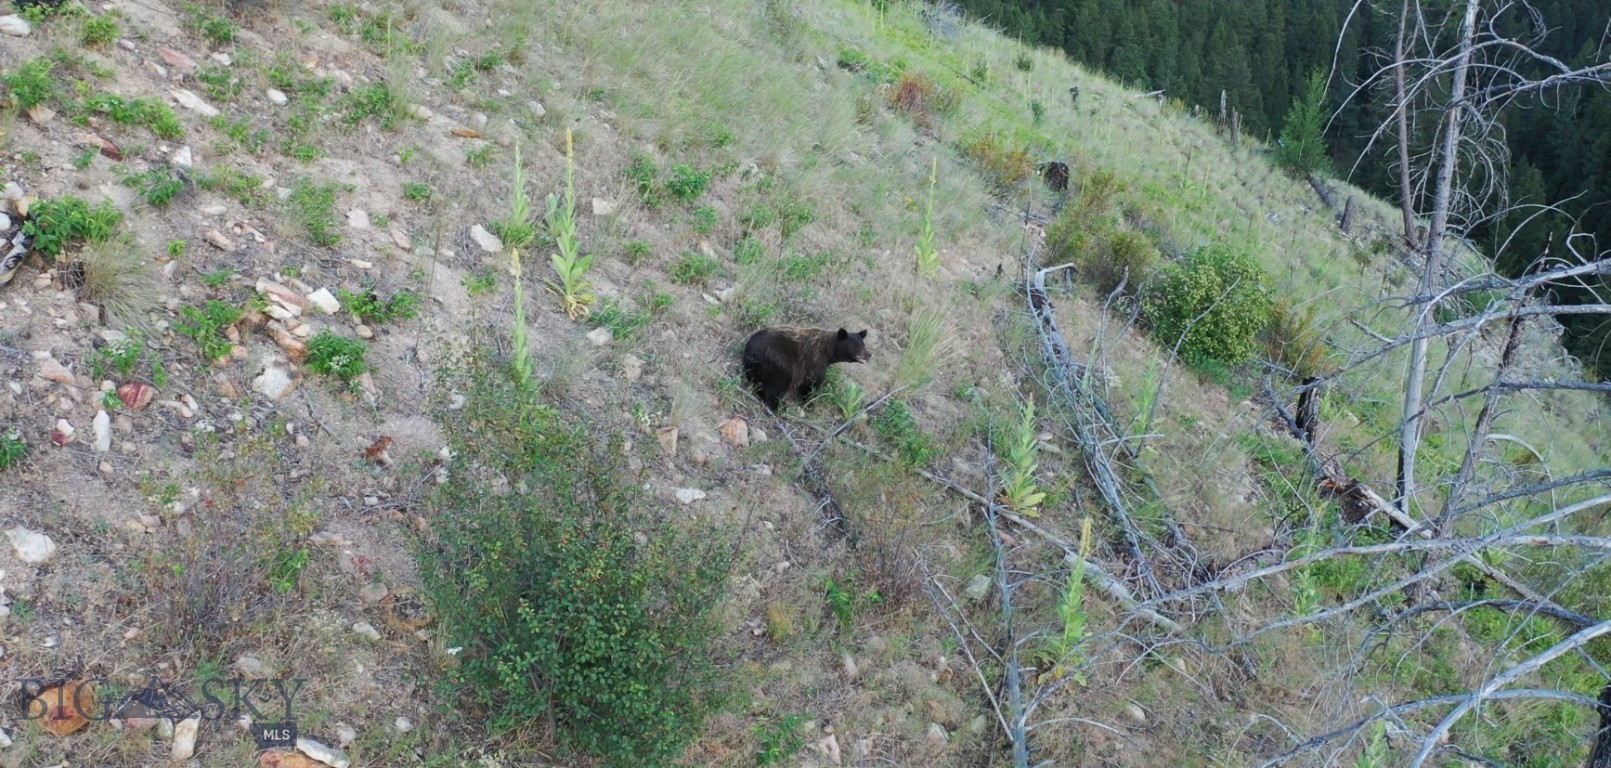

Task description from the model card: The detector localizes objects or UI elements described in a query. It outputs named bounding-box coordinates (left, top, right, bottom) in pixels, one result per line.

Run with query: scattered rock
left=675, top=488, right=707, bottom=505
left=809, top=734, right=842, bottom=765
left=450, top=127, right=481, bottom=138
left=528, top=100, right=546, bottom=117
left=620, top=354, right=643, bottom=381
left=750, top=426, right=769, bottom=443
left=352, top=621, right=381, bottom=641
left=265, top=321, right=308, bottom=362
left=305, top=288, right=340, bottom=314
left=8, top=527, right=57, bottom=564
left=266, top=88, right=289, bottom=105
left=92, top=410, right=111, bottom=452
left=347, top=209, right=370, bottom=230
left=334, top=723, right=357, bottom=747
left=172, top=146, right=193, bottom=168
left=27, top=105, right=54, bottom=124
left=204, top=229, right=235, bottom=251
left=656, top=426, right=678, bottom=456
left=591, top=198, right=616, bottom=216
left=36, top=355, right=74, bottom=386
left=719, top=417, right=750, bottom=447
left=585, top=327, right=613, bottom=346
left=354, top=324, right=373, bottom=340
left=965, top=574, right=992, bottom=602
left=408, top=104, right=433, bottom=120
left=841, top=653, right=859, bottom=681
left=171, top=713, right=200, bottom=760
left=359, top=582, right=389, bottom=604
left=1124, top=702, right=1147, bottom=725
left=170, top=89, right=221, bottom=117
left=469, top=224, right=503, bottom=253
left=157, top=48, right=196, bottom=73
left=235, top=654, right=271, bottom=680
left=36, top=680, right=94, bottom=735
left=78, top=132, right=123, bottom=160
left=925, top=722, right=949, bottom=745
left=394, top=717, right=413, bottom=733
left=51, top=419, right=75, bottom=446
left=389, top=228, right=411, bottom=250
left=117, top=382, right=156, bottom=411
left=296, top=736, right=352, bottom=768
left=0, top=14, right=31, bottom=36
left=252, top=356, right=299, bottom=400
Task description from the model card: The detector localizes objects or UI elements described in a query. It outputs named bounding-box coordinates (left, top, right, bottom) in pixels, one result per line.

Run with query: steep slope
left=0, top=1, right=1605, bottom=766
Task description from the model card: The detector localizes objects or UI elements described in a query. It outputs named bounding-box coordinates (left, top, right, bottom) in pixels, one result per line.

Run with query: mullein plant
left=545, top=128, right=595, bottom=321
left=915, top=157, right=940, bottom=278
left=500, top=141, right=539, bottom=389
left=997, top=400, right=1047, bottom=517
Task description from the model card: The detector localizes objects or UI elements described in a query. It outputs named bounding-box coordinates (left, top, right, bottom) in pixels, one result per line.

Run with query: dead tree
left=1590, top=683, right=1611, bottom=768
left=1294, top=375, right=1321, bottom=444
left=1068, top=85, right=1080, bottom=107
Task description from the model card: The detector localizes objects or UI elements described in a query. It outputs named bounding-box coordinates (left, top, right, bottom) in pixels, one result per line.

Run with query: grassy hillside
left=0, top=0, right=1605, bottom=766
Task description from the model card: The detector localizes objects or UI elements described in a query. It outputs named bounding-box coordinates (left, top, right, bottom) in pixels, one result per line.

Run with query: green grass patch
left=175, top=300, right=243, bottom=363
left=285, top=177, right=348, bottom=247
left=20, top=196, right=123, bottom=261
left=306, top=331, right=367, bottom=380
left=337, top=288, right=421, bottom=324
left=671, top=251, right=720, bottom=285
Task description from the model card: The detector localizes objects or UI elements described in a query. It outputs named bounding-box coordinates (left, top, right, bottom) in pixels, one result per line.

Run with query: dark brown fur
left=742, top=327, right=869, bottom=412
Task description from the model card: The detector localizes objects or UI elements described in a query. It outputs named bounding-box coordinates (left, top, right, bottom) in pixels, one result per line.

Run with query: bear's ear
left=857, top=330, right=868, bottom=339
left=837, top=328, right=849, bottom=340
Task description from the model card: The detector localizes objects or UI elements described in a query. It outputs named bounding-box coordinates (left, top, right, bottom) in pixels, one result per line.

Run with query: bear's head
left=833, top=328, right=870, bottom=364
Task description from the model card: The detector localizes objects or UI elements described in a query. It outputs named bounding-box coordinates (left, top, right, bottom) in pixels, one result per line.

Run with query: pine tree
left=1275, top=69, right=1331, bottom=177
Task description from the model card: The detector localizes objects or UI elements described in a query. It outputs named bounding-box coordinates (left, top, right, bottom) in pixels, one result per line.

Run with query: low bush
left=420, top=348, right=733, bottom=766
left=1264, top=299, right=1330, bottom=379
left=1143, top=244, right=1272, bottom=365
left=962, top=131, right=1035, bottom=190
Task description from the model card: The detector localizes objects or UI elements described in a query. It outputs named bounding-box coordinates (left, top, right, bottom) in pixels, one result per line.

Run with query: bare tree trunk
left=1394, top=0, right=1420, bottom=251
left=1590, top=682, right=1611, bottom=768
left=1341, top=196, right=1355, bottom=234
left=1396, top=0, right=1480, bottom=512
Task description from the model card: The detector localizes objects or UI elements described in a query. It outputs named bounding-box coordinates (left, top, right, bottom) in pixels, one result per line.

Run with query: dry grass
left=76, top=233, right=162, bottom=326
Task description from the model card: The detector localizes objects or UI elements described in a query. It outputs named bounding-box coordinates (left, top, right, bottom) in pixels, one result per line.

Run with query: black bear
left=742, top=327, right=869, bottom=412
left=1038, top=161, right=1070, bottom=193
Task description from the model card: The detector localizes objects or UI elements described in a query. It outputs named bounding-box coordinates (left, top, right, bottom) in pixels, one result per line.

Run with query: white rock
left=620, top=354, right=643, bottom=382
left=810, top=734, right=842, bottom=766
left=354, top=324, right=373, bottom=339
left=591, top=198, right=616, bottom=216
left=92, top=410, right=111, bottom=452
left=234, top=654, right=271, bottom=680
left=965, top=574, right=992, bottom=602
left=305, top=288, right=340, bottom=314
left=925, top=722, right=949, bottom=744
left=0, top=14, right=30, bottom=36
left=172, top=146, right=193, bottom=168
left=266, top=88, right=288, bottom=106
left=7, top=527, right=56, bottom=564
left=347, top=209, right=370, bottom=230
left=841, top=653, right=859, bottom=681
left=675, top=488, right=706, bottom=505
left=0, top=724, right=11, bottom=747
left=171, top=714, right=200, bottom=760
left=334, top=723, right=358, bottom=747
left=585, top=327, right=613, bottom=346
left=252, top=357, right=298, bottom=400
left=296, top=736, right=352, bottom=768
left=528, top=101, right=546, bottom=117
left=469, top=224, right=503, bottom=253
left=170, top=89, right=220, bottom=117
left=352, top=621, right=381, bottom=641
left=394, top=716, right=413, bottom=733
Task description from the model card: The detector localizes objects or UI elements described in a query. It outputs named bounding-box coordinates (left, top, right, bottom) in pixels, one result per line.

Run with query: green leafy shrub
left=175, top=300, right=243, bottom=362
left=122, top=168, right=187, bottom=208
left=671, top=251, right=720, bottom=285
left=1, top=58, right=58, bottom=110
left=665, top=165, right=712, bottom=203
left=21, top=196, right=123, bottom=261
left=336, top=288, right=420, bottom=324
left=872, top=399, right=936, bottom=467
left=286, top=177, right=346, bottom=247
left=1143, top=245, right=1273, bottom=365
left=306, top=331, right=367, bottom=379
left=420, top=349, right=733, bottom=766
left=79, top=93, right=184, bottom=139
left=401, top=181, right=433, bottom=202
left=83, top=15, right=120, bottom=47
left=962, top=131, right=1034, bottom=190
left=0, top=430, right=25, bottom=471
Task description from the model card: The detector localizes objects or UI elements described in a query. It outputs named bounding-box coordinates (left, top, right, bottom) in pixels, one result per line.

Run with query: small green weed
left=195, top=167, right=268, bottom=207
left=996, top=401, right=1047, bottom=517
left=20, top=196, right=123, bottom=261
left=183, top=5, right=237, bottom=46
left=914, top=157, right=939, bottom=277
left=824, top=368, right=866, bottom=421
left=267, top=547, right=310, bottom=594
left=872, top=400, right=936, bottom=467
left=340, top=82, right=406, bottom=129
left=402, top=182, right=434, bottom=202
left=622, top=241, right=652, bottom=266
left=167, top=240, right=187, bottom=258
left=665, top=165, right=712, bottom=203
left=175, top=300, right=243, bottom=363
left=71, top=147, right=98, bottom=171
left=671, top=251, right=719, bottom=285
left=286, top=177, right=347, bottom=247
left=82, top=15, right=120, bottom=48
left=463, top=267, right=498, bottom=297
left=77, top=92, right=184, bottom=139
left=195, top=64, right=244, bottom=102
left=754, top=715, right=806, bottom=766
left=337, top=288, right=421, bottom=324
left=733, top=234, right=764, bottom=265
left=199, top=269, right=234, bottom=290
left=823, top=571, right=881, bottom=632
left=0, top=430, right=26, bottom=471
left=691, top=206, right=719, bottom=236
left=591, top=288, right=672, bottom=341
left=1, top=58, right=58, bottom=110
left=121, top=168, right=187, bottom=208
left=466, top=144, right=496, bottom=168
left=306, top=331, right=367, bottom=380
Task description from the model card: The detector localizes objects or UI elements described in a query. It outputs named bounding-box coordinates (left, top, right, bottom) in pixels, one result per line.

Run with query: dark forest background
left=951, top=0, right=1611, bottom=377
